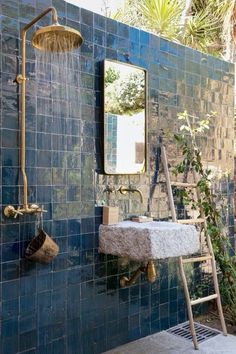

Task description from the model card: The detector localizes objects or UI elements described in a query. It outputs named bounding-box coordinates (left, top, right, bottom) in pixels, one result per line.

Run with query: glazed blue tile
left=2, top=298, right=19, bottom=320
left=81, top=233, right=94, bottom=250
left=52, top=151, right=66, bottom=168
left=2, top=15, right=19, bottom=37
left=106, top=47, right=118, bottom=60
left=80, top=217, right=94, bottom=233
left=80, top=265, right=93, bottom=282
left=66, top=2, right=80, bottom=21
left=52, top=219, right=68, bottom=237
left=2, top=186, right=19, bottom=205
left=117, top=22, right=129, bottom=38
left=37, top=186, right=52, bottom=203
left=2, top=166, right=19, bottom=185
left=2, top=317, right=19, bottom=337
left=55, top=236, right=68, bottom=253
left=68, top=219, right=81, bottom=235
left=129, top=27, right=139, bottom=42
left=1, top=336, right=19, bottom=354
left=2, top=255, right=20, bottom=281
left=19, top=330, right=37, bottom=352
left=2, top=223, right=20, bottom=243
left=79, top=23, right=92, bottom=43
left=20, top=293, right=36, bottom=316
left=37, top=150, right=51, bottom=168
left=37, top=273, right=52, bottom=293
left=25, top=149, right=36, bottom=167
left=19, top=313, right=37, bottom=334
left=1, top=3, right=19, bottom=19
left=80, top=249, right=94, bottom=266
left=2, top=33, right=19, bottom=55
left=160, top=289, right=169, bottom=304
left=94, top=13, right=106, bottom=30
left=52, top=253, right=69, bottom=271
left=81, top=8, right=93, bottom=26
left=2, top=129, right=18, bottom=148
left=52, top=0, right=66, bottom=18
left=106, top=17, right=117, bottom=34
left=140, top=30, right=149, bottom=44
left=52, top=270, right=68, bottom=289
left=106, top=33, right=118, bottom=49
left=160, top=317, right=169, bottom=331
left=37, top=132, right=51, bottom=150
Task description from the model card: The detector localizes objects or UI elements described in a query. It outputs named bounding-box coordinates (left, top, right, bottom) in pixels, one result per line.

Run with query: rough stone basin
left=99, top=221, right=199, bottom=261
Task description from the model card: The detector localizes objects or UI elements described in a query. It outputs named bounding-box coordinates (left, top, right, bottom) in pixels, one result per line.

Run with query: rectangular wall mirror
left=103, top=59, right=147, bottom=174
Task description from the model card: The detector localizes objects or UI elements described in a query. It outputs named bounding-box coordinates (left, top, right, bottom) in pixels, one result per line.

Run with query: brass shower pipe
left=4, top=8, right=58, bottom=218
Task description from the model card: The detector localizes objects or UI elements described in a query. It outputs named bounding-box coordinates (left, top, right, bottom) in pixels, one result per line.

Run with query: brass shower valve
left=4, top=204, right=47, bottom=218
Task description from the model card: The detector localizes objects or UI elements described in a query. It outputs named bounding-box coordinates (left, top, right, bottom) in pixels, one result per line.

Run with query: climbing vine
left=174, top=111, right=236, bottom=323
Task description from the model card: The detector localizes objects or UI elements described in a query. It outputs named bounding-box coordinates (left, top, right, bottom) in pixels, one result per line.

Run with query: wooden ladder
left=161, top=146, right=227, bottom=350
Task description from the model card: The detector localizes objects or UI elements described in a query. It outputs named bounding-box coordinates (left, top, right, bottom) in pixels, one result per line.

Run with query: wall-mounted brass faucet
left=118, top=185, right=143, bottom=203
left=120, top=261, right=157, bottom=287
left=4, top=204, right=47, bottom=218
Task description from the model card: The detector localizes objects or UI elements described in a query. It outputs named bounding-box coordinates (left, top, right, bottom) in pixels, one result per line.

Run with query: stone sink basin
left=99, top=221, right=199, bottom=261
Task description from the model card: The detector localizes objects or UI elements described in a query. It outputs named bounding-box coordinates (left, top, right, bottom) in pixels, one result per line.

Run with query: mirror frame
left=102, top=59, right=147, bottom=175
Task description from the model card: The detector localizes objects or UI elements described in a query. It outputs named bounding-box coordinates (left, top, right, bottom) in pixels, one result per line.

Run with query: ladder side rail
left=193, top=170, right=227, bottom=335
left=161, top=146, right=177, bottom=222
left=178, top=257, right=199, bottom=350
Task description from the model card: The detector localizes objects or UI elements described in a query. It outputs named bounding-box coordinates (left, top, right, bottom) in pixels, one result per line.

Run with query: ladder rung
left=171, top=182, right=197, bottom=188
left=182, top=255, right=212, bottom=264
left=177, top=218, right=205, bottom=224
left=191, top=294, right=218, bottom=306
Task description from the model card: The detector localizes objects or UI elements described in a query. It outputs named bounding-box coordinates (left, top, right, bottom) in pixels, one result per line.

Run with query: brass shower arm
left=22, top=7, right=58, bottom=33
left=17, top=7, right=58, bottom=83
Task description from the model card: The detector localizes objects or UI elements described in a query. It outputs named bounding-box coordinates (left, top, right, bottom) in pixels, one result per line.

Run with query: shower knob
left=4, top=205, right=23, bottom=218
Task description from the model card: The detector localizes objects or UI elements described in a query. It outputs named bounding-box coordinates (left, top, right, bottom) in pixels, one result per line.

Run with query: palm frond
left=183, top=9, right=222, bottom=51
left=137, top=0, right=184, bottom=39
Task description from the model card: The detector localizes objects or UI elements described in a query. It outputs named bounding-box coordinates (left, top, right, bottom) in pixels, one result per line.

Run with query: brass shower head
left=31, top=24, right=83, bottom=52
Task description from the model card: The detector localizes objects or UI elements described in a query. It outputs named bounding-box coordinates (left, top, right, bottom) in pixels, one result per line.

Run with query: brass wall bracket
left=4, top=204, right=47, bottom=218
left=16, top=74, right=27, bottom=84
left=120, top=260, right=157, bottom=287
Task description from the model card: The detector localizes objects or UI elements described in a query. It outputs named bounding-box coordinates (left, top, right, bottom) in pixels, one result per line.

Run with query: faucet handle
left=4, top=205, right=23, bottom=218
left=14, top=206, right=24, bottom=218
left=105, top=185, right=116, bottom=194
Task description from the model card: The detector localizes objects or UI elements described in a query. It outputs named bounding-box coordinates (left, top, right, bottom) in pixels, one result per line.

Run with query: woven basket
left=25, top=229, right=59, bottom=264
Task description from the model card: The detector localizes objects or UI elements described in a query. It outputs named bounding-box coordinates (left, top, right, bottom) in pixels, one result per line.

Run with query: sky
left=65, top=0, right=125, bottom=16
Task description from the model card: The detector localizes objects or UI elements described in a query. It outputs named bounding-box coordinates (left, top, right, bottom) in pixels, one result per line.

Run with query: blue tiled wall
left=0, top=0, right=235, bottom=354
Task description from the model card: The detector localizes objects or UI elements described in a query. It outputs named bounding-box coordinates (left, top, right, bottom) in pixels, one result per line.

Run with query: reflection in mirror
left=104, top=60, right=146, bottom=174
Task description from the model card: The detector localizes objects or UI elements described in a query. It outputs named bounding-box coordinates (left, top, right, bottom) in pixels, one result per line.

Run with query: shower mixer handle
left=4, top=205, right=24, bottom=218
left=14, top=206, right=24, bottom=218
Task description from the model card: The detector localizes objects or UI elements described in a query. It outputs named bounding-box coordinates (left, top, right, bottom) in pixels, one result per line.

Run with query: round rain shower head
left=31, top=24, right=83, bottom=52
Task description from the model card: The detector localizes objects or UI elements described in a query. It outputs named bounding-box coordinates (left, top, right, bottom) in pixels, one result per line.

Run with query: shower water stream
left=34, top=36, right=81, bottom=219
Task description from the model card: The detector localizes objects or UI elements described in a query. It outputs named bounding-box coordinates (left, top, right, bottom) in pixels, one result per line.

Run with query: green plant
left=112, top=0, right=236, bottom=59
left=174, top=111, right=236, bottom=323
left=105, top=70, right=145, bottom=115
left=104, top=66, right=120, bottom=87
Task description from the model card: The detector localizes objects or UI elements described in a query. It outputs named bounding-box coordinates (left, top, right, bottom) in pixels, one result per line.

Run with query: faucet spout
left=118, top=185, right=143, bottom=203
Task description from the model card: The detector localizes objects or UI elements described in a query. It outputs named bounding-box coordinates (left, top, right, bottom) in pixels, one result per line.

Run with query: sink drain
left=166, top=321, right=221, bottom=343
